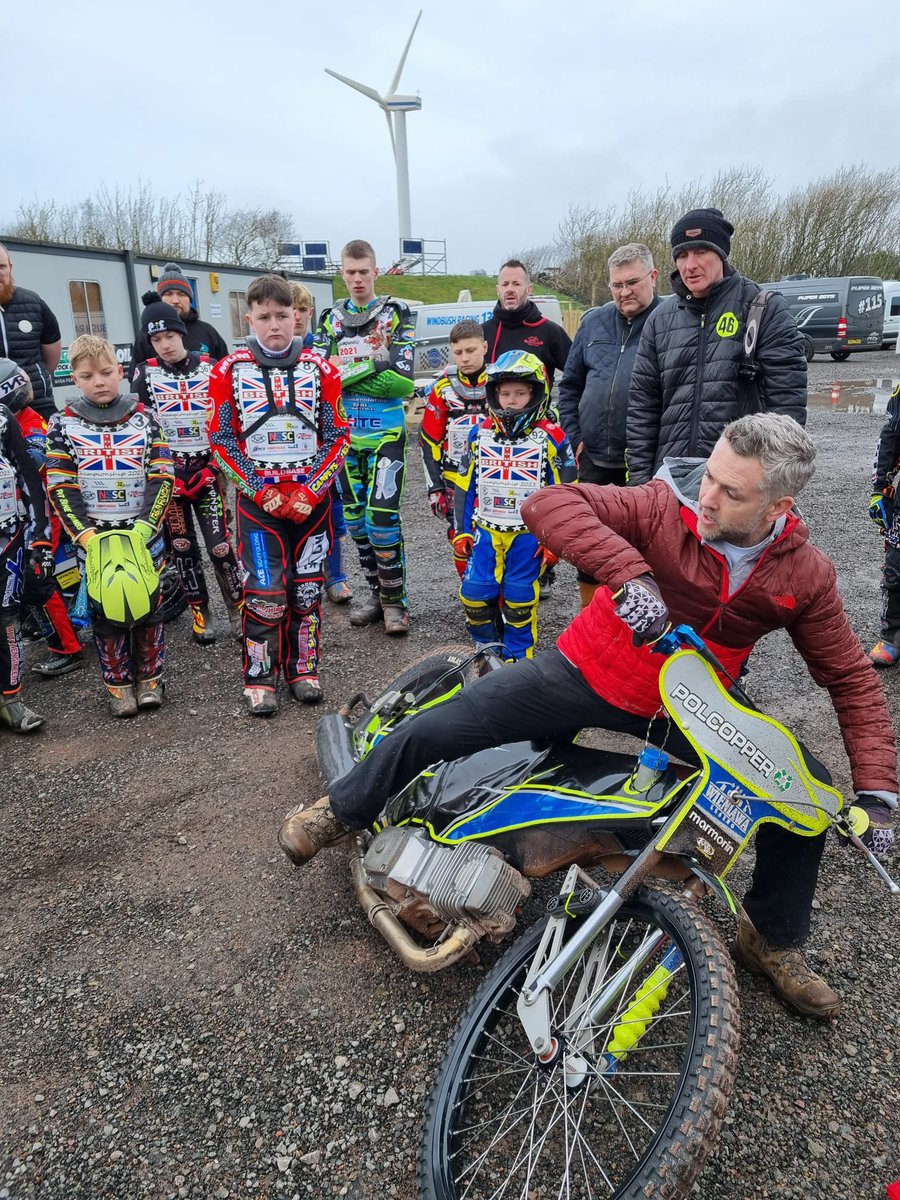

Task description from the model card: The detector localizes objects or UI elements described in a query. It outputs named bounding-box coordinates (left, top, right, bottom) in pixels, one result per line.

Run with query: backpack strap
left=737, top=289, right=774, bottom=415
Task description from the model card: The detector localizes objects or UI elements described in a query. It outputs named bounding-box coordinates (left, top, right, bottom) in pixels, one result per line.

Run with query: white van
left=409, top=295, right=564, bottom=377
left=882, top=280, right=900, bottom=350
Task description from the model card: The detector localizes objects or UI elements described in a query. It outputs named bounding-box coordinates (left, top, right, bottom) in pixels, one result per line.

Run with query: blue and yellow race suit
left=455, top=416, right=575, bottom=659
left=312, top=297, right=416, bottom=607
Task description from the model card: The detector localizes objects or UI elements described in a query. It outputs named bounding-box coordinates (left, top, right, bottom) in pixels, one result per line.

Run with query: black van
left=759, top=275, right=884, bottom=361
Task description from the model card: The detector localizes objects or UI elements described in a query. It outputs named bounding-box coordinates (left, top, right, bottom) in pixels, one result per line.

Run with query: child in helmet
left=0, top=366, right=53, bottom=732
left=454, top=351, right=575, bottom=659
left=46, top=335, right=174, bottom=717
left=131, top=300, right=242, bottom=644
left=421, top=320, right=489, bottom=579
left=868, top=379, right=900, bottom=666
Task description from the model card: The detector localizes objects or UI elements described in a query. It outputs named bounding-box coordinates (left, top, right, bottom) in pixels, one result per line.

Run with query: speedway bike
left=314, top=629, right=897, bottom=1200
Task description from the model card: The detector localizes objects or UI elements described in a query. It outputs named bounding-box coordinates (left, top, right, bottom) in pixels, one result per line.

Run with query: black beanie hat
left=157, top=262, right=194, bottom=302
left=141, top=300, right=187, bottom=338
left=670, top=208, right=734, bottom=262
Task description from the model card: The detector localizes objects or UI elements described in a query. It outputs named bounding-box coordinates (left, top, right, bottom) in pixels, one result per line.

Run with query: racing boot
left=32, top=650, right=85, bottom=679
left=382, top=604, right=410, bottom=636
left=106, top=684, right=138, bottom=719
left=278, top=795, right=349, bottom=865
left=0, top=696, right=45, bottom=733
left=225, top=598, right=244, bottom=642
left=868, top=639, right=900, bottom=667
left=190, top=603, right=217, bottom=645
left=244, top=685, right=278, bottom=717
left=135, top=678, right=165, bottom=710
left=733, top=913, right=841, bottom=1019
left=349, top=589, right=383, bottom=628
left=323, top=539, right=353, bottom=604
left=539, top=566, right=555, bottom=600
left=289, top=677, right=323, bottom=705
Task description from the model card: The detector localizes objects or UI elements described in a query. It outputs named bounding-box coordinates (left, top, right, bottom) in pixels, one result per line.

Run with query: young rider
left=867, top=379, right=900, bottom=666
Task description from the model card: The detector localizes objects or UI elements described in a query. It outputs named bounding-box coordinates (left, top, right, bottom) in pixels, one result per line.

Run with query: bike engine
left=363, top=827, right=531, bottom=941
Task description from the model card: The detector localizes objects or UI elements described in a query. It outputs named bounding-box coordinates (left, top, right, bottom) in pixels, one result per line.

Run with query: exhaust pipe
left=348, top=835, right=480, bottom=973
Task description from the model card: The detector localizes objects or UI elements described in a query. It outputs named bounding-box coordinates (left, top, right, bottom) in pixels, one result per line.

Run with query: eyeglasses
left=609, top=271, right=653, bottom=293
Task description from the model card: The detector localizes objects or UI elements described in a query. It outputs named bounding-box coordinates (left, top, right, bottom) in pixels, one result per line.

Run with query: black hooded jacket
left=626, top=265, right=807, bottom=485
left=481, top=300, right=572, bottom=387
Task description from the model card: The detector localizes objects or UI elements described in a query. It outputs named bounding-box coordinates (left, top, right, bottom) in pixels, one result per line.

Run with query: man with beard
left=481, top=260, right=571, bottom=389
left=131, top=262, right=228, bottom=369
left=0, top=242, right=63, bottom=424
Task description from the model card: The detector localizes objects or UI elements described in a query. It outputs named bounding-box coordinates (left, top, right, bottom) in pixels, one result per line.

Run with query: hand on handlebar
left=613, top=575, right=670, bottom=647
left=843, top=793, right=896, bottom=861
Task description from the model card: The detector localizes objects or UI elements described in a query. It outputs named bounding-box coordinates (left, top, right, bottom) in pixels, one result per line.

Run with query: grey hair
left=722, top=413, right=816, bottom=500
left=607, top=243, right=654, bottom=273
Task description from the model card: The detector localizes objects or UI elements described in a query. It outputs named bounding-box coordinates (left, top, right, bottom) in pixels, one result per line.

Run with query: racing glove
left=613, top=575, right=670, bottom=646
left=24, top=541, right=56, bottom=603
left=429, top=489, right=452, bottom=519
left=846, top=793, right=896, bottom=860
left=281, top=491, right=314, bottom=523
left=535, top=545, right=559, bottom=569
left=133, top=520, right=157, bottom=542
left=868, top=487, right=894, bottom=534
left=182, top=467, right=217, bottom=499
left=256, top=485, right=286, bottom=516
left=452, top=532, right=474, bottom=561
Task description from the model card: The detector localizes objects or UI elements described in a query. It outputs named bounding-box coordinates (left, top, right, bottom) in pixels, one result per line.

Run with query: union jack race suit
left=132, top=352, right=241, bottom=612
left=0, top=401, right=51, bottom=698
left=420, top=365, right=488, bottom=578
left=454, top=387, right=575, bottom=659
left=207, top=338, right=349, bottom=689
left=45, top=393, right=174, bottom=687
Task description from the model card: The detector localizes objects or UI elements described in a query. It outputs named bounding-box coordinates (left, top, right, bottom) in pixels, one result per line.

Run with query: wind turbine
left=325, top=11, right=422, bottom=243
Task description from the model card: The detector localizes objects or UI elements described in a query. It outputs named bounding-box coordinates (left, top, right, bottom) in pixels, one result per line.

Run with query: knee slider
left=503, top=599, right=537, bottom=627
left=461, top=596, right=500, bottom=627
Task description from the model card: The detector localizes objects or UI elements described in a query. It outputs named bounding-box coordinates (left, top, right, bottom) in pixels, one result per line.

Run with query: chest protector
left=443, top=369, right=487, bottom=471
left=146, top=358, right=211, bottom=454
left=475, top=426, right=547, bottom=532
left=64, top=407, right=154, bottom=522
left=232, top=360, right=321, bottom=481
left=0, top=409, right=17, bottom=529
left=331, top=301, right=393, bottom=371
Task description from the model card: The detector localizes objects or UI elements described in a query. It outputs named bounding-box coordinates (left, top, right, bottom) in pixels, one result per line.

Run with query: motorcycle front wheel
left=420, top=887, right=739, bottom=1200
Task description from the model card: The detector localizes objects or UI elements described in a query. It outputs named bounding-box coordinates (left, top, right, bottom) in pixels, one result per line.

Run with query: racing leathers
left=454, top=416, right=575, bottom=658
left=0, top=402, right=51, bottom=699
left=421, top=365, right=488, bottom=578
left=207, top=338, right=349, bottom=690
left=15, top=404, right=82, bottom=659
left=45, top=393, right=174, bottom=688
left=132, top=352, right=242, bottom=616
left=871, top=380, right=900, bottom=645
left=312, top=297, right=415, bottom=609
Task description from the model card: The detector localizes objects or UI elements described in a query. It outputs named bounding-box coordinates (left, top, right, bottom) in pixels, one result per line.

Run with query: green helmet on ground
left=85, top=529, right=160, bottom=628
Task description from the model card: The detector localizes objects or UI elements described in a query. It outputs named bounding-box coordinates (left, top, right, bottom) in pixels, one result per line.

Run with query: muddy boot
left=382, top=604, right=410, bottom=636
left=578, top=580, right=599, bottom=610
left=32, top=650, right=85, bottom=678
left=733, top=913, right=841, bottom=1019
left=135, top=678, right=165, bottom=710
left=278, top=795, right=349, bottom=865
left=289, top=677, right=323, bottom=705
left=539, top=566, right=555, bottom=600
left=190, top=603, right=217, bottom=645
left=106, top=684, right=138, bottom=719
left=323, top=539, right=353, bottom=604
left=349, top=590, right=383, bottom=627
left=326, top=578, right=353, bottom=604
left=244, top=685, right=278, bottom=717
left=0, top=696, right=46, bottom=733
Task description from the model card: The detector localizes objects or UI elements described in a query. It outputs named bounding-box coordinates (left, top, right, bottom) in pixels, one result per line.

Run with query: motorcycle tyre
left=366, top=645, right=481, bottom=716
left=419, top=887, right=740, bottom=1200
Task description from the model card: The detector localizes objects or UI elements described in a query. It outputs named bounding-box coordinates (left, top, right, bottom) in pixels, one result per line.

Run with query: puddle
left=808, top=376, right=898, bottom=413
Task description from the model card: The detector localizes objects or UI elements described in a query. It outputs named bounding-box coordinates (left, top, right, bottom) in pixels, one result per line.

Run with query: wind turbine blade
left=384, top=110, right=396, bottom=156
left=388, top=9, right=422, bottom=95
left=324, top=67, right=385, bottom=106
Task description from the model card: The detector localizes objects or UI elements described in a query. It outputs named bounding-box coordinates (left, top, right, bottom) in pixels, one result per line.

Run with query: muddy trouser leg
left=881, top=538, right=900, bottom=644
left=459, top=527, right=503, bottom=651
left=284, top=495, right=333, bottom=683
left=342, top=450, right=378, bottom=595
left=235, top=494, right=289, bottom=688
left=499, top=530, right=542, bottom=660
left=132, top=618, right=166, bottom=683
left=330, top=647, right=699, bottom=830
left=91, top=616, right=134, bottom=686
left=365, top=428, right=407, bottom=606
left=166, top=494, right=207, bottom=606
left=0, top=529, right=26, bottom=696
left=194, top=470, right=242, bottom=606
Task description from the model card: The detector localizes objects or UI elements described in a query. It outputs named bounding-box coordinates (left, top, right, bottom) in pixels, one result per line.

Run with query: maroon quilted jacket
left=522, top=472, right=897, bottom=795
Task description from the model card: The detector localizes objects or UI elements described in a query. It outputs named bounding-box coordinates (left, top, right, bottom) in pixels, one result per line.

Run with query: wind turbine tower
left=325, top=11, right=423, bottom=243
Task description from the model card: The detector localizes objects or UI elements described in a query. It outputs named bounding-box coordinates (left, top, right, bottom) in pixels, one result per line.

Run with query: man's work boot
left=135, top=678, right=165, bottom=710
left=733, top=913, right=841, bottom=1019
left=244, top=686, right=278, bottom=717
left=278, top=795, right=350, bottom=865
left=289, top=677, right=323, bottom=705
left=382, top=605, right=410, bottom=636
left=0, top=696, right=46, bottom=733
left=190, top=603, right=217, bottom=645
left=106, top=684, right=138, bottom=719
left=349, top=591, right=382, bottom=627
left=32, top=650, right=85, bottom=678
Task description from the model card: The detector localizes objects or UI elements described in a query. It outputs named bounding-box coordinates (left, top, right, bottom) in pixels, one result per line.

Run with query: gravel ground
left=3, top=354, right=900, bottom=1200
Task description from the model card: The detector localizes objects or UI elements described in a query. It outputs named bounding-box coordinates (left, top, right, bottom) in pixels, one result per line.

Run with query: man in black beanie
left=130, top=263, right=228, bottom=372
left=626, top=207, right=806, bottom=484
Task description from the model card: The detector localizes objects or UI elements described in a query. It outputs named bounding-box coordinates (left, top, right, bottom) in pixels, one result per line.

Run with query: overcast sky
left=5, top=0, right=899, bottom=273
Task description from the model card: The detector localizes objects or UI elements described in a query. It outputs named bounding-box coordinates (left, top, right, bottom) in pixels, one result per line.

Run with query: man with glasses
left=627, top=208, right=806, bottom=485
left=559, top=244, right=661, bottom=607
